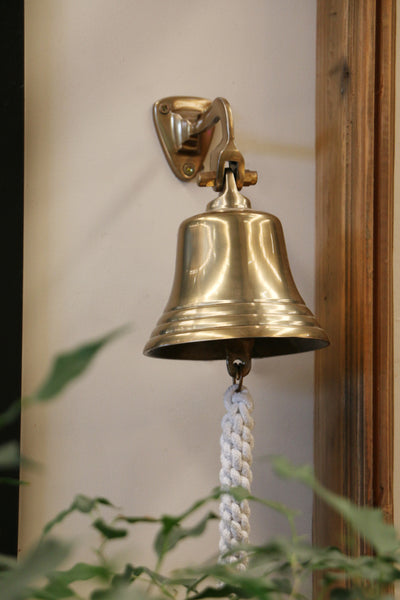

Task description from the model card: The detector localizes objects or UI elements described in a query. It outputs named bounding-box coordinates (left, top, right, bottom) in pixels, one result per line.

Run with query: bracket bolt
left=182, top=163, right=195, bottom=177
left=159, top=103, right=170, bottom=115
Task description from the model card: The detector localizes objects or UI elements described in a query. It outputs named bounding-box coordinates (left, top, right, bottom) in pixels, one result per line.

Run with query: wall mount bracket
left=153, top=96, right=257, bottom=191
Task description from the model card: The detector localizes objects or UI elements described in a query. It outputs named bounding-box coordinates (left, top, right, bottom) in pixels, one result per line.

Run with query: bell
left=144, top=170, right=329, bottom=365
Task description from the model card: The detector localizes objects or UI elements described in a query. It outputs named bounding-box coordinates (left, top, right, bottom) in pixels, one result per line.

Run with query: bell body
left=144, top=174, right=329, bottom=360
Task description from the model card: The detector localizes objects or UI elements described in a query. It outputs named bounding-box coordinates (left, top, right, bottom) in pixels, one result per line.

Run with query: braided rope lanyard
left=219, top=379, right=254, bottom=570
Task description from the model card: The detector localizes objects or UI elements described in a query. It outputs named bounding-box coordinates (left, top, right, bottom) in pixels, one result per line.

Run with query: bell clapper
left=226, top=357, right=250, bottom=392
left=225, top=339, right=253, bottom=389
left=231, top=360, right=245, bottom=392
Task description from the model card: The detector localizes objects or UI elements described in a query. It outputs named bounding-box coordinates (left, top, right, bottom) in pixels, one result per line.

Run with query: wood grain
left=373, top=0, right=395, bottom=525
left=314, top=0, right=395, bottom=585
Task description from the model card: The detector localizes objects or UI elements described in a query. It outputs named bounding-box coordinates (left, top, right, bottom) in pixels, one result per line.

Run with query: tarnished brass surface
left=144, top=172, right=329, bottom=360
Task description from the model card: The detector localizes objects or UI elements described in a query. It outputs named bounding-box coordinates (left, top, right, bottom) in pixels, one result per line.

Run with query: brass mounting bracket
left=153, top=96, right=258, bottom=191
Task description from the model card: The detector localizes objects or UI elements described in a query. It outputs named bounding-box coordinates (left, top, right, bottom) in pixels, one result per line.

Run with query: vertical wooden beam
left=373, top=0, right=395, bottom=525
left=314, top=0, right=395, bottom=572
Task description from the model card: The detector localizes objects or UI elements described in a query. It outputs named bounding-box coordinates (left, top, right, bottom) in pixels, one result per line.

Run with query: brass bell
left=144, top=96, right=329, bottom=379
left=144, top=169, right=329, bottom=362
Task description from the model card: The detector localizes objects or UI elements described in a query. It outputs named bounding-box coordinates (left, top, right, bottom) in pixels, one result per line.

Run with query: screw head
left=182, top=163, right=195, bottom=177
left=159, top=103, right=170, bottom=115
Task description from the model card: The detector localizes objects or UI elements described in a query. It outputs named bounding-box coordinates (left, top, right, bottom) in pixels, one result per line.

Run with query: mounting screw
left=159, top=103, right=170, bottom=115
left=182, top=163, right=195, bottom=177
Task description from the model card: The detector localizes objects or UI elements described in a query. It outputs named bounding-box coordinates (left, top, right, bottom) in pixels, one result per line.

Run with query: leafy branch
left=1, top=329, right=399, bottom=600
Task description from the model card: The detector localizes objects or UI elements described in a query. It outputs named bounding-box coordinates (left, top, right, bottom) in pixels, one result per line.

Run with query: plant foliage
left=1, top=329, right=399, bottom=600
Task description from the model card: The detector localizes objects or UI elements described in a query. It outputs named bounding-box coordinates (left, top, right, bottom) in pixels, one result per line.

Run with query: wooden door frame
left=314, top=0, right=395, bottom=562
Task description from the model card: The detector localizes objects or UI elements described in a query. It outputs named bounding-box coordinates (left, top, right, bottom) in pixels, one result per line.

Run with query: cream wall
left=21, top=0, right=317, bottom=568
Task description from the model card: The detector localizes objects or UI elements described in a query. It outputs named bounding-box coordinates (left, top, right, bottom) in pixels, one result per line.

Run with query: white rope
left=219, top=383, right=254, bottom=570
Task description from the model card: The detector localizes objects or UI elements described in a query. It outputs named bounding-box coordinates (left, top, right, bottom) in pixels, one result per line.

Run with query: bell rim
left=143, top=326, right=330, bottom=360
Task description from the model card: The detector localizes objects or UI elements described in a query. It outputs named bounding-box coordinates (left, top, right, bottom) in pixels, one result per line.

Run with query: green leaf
left=272, top=456, right=400, bottom=556
left=270, top=577, right=292, bottom=593
left=43, top=495, right=115, bottom=536
left=173, top=489, right=221, bottom=521
left=134, top=566, right=176, bottom=592
left=26, top=327, right=128, bottom=403
left=92, top=518, right=128, bottom=539
left=0, top=441, right=20, bottom=469
left=43, top=508, right=73, bottom=536
left=91, top=589, right=149, bottom=600
left=31, top=580, right=76, bottom=599
left=303, top=545, right=400, bottom=582
left=90, top=565, right=138, bottom=600
left=117, top=515, right=159, bottom=525
left=0, top=401, right=21, bottom=429
left=226, top=486, right=298, bottom=521
left=177, top=560, right=299, bottom=600
left=0, top=538, right=71, bottom=600
left=0, top=553, right=18, bottom=571
left=185, top=564, right=291, bottom=599
left=110, top=564, right=135, bottom=586
left=74, top=494, right=114, bottom=513
left=91, top=591, right=112, bottom=600
left=31, top=563, right=112, bottom=599
left=190, top=584, right=248, bottom=599
left=108, top=564, right=176, bottom=598
left=247, top=537, right=400, bottom=586
left=330, top=587, right=367, bottom=600
left=129, top=565, right=169, bottom=584
left=154, top=511, right=217, bottom=559
left=49, top=562, right=111, bottom=585
left=0, top=477, right=28, bottom=486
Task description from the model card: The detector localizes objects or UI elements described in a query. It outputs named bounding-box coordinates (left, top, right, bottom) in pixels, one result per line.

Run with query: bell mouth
left=144, top=336, right=328, bottom=360
left=144, top=305, right=329, bottom=361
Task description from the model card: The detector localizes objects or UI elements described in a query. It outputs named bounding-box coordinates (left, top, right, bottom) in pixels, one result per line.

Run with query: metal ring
left=232, top=362, right=244, bottom=392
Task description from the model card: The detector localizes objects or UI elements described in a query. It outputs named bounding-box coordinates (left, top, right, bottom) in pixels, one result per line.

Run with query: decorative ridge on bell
left=144, top=96, right=329, bottom=381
